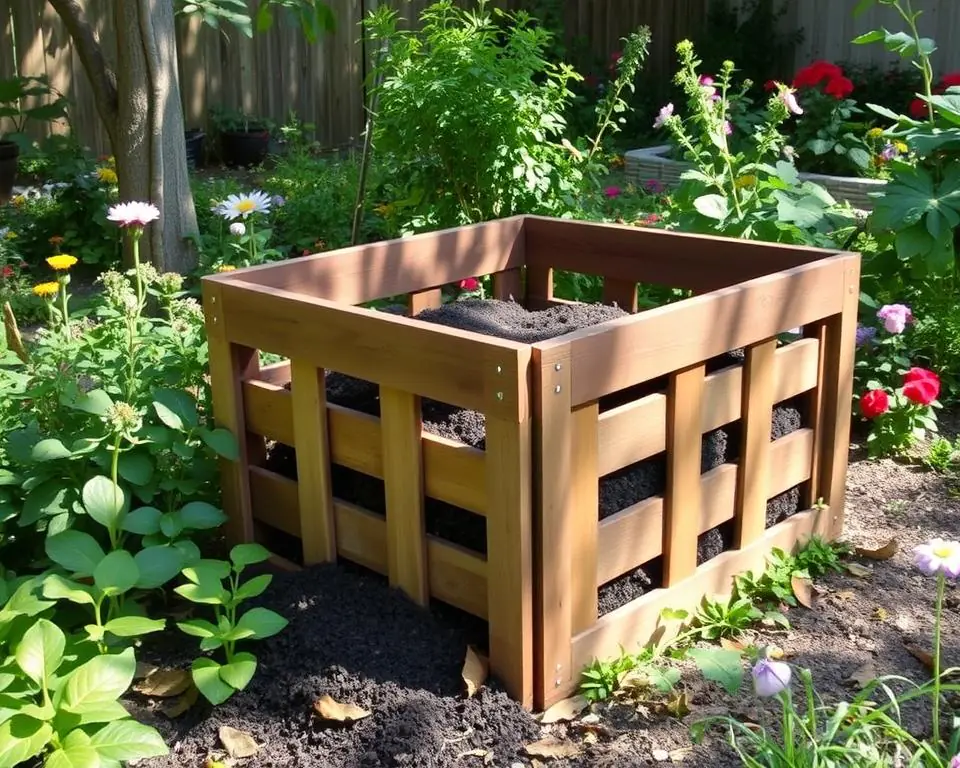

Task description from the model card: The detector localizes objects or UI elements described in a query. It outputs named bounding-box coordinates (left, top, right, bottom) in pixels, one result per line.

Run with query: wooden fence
left=1, top=0, right=958, bottom=156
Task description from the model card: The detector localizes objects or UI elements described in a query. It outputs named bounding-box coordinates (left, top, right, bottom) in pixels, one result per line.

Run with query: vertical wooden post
left=804, top=321, right=828, bottom=511
left=203, top=280, right=258, bottom=546
left=664, top=363, right=705, bottom=585
left=570, top=402, right=600, bottom=634
left=812, top=256, right=860, bottom=539
left=493, top=268, right=524, bottom=303
left=735, top=338, right=777, bottom=548
left=381, top=386, right=429, bottom=605
left=602, top=278, right=638, bottom=313
left=526, top=265, right=554, bottom=310
left=408, top=288, right=443, bottom=315
left=290, top=360, right=337, bottom=564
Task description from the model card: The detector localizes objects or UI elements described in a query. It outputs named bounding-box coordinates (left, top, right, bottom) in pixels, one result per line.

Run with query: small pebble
left=653, top=748, right=670, bottom=762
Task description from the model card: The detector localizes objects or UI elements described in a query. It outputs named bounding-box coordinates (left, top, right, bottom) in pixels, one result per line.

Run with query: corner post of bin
left=485, top=345, right=534, bottom=709
left=202, top=277, right=258, bottom=545
left=810, top=252, right=861, bottom=539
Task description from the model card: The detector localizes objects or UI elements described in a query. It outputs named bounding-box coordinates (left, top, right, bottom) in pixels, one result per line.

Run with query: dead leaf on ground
left=905, top=644, right=934, bottom=670
left=133, top=668, right=192, bottom=698
left=664, top=692, right=690, bottom=719
left=583, top=731, right=598, bottom=746
left=791, top=575, right=815, bottom=608
left=457, top=748, right=493, bottom=764
left=524, top=736, right=581, bottom=760
left=462, top=646, right=489, bottom=698
left=846, top=562, right=872, bottom=578
left=541, top=694, right=589, bottom=724
left=134, top=661, right=158, bottom=681
left=158, top=684, right=199, bottom=719
left=312, top=694, right=372, bottom=724
left=872, top=607, right=889, bottom=622
left=218, top=726, right=259, bottom=759
left=834, top=590, right=856, bottom=602
left=670, top=747, right=694, bottom=762
left=719, top=637, right=747, bottom=652
left=845, top=661, right=878, bottom=689
left=855, top=538, right=899, bottom=561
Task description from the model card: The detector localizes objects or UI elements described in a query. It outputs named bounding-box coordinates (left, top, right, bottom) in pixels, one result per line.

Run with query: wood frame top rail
left=201, top=216, right=526, bottom=304
left=536, top=253, right=859, bottom=407
left=206, top=279, right=531, bottom=420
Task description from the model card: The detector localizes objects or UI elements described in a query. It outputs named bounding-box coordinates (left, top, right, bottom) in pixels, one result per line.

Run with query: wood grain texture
left=408, top=288, right=443, bottom=315
left=493, top=268, right=524, bottom=303
left=570, top=402, right=600, bottom=634
left=602, top=278, right=638, bottom=313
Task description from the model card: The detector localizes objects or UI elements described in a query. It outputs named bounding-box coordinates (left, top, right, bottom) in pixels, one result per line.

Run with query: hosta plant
left=176, top=543, right=288, bottom=704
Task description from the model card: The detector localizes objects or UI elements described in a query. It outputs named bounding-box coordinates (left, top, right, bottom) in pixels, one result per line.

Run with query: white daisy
left=218, top=190, right=272, bottom=221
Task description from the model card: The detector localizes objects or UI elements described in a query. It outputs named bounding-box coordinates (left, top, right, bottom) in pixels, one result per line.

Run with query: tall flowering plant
left=205, top=190, right=283, bottom=272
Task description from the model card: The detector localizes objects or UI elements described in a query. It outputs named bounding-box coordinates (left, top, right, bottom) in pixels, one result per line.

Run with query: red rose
left=823, top=76, right=854, bottom=99
left=909, top=98, right=928, bottom=119
left=940, top=72, right=960, bottom=88
left=902, top=367, right=941, bottom=405
left=793, top=60, right=843, bottom=89
left=860, top=389, right=890, bottom=419
left=1, top=266, right=12, bottom=278
left=459, top=277, right=480, bottom=292
left=764, top=80, right=779, bottom=92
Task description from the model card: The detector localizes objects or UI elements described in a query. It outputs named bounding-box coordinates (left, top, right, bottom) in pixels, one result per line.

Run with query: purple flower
left=644, top=179, right=664, bottom=194
left=272, top=194, right=286, bottom=207
left=781, top=88, right=804, bottom=116
left=855, top=324, right=877, bottom=347
left=654, top=103, right=674, bottom=129
left=877, top=303, right=914, bottom=334
left=604, top=186, right=622, bottom=199
left=699, top=75, right=717, bottom=99
left=752, top=659, right=792, bottom=698
left=881, top=143, right=899, bottom=161
left=913, top=539, right=960, bottom=578
left=949, top=755, right=960, bottom=768
left=723, top=120, right=733, bottom=136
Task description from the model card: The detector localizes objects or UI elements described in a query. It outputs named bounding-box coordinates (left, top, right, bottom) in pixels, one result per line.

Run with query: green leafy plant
left=924, top=436, right=958, bottom=472
left=176, top=543, right=288, bottom=704
left=0, top=75, right=69, bottom=150
left=733, top=548, right=803, bottom=608
left=668, top=595, right=788, bottom=643
left=580, top=646, right=679, bottom=702
left=793, top=536, right=850, bottom=578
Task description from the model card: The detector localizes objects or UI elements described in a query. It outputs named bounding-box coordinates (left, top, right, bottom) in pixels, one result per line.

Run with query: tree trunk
left=48, top=0, right=199, bottom=273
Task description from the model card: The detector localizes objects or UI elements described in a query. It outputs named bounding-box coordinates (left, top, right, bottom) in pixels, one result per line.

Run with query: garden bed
left=202, top=215, right=860, bottom=709
left=624, top=145, right=886, bottom=211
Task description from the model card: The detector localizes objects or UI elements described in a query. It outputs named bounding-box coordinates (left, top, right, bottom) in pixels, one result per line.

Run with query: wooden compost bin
left=202, top=216, right=860, bottom=711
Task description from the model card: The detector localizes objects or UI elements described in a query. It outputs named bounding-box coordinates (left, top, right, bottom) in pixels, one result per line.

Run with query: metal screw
left=497, top=365, right=503, bottom=374
left=554, top=385, right=561, bottom=394
left=554, top=677, right=562, bottom=687
left=555, top=663, right=562, bottom=672
left=554, top=363, right=562, bottom=371
left=496, top=392, right=504, bottom=401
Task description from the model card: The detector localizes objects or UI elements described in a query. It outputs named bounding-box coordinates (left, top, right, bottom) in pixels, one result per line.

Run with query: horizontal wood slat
left=596, top=429, right=814, bottom=585
left=247, top=468, right=488, bottom=619
left=597, top=339, right=821, bottom=475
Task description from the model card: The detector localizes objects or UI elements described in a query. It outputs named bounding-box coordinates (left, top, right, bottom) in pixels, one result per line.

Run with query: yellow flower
left=374, top=202, right=394, bottom=217
left=216, top=265, right=237, bottom=273
left=867, top=127, right=884, bottom=139
left=895, top=141, right=908, bottom=153
left=32, top=282, right=60, bottom=298
left=96, top=167, right=118, bottom=185
left=735, top=174, right=758, bottom=189
left=46, top=254, right=78, bottom=271
left=3, top=231, right=16, bottom=240
left=11, top=195, right=24, bottom=207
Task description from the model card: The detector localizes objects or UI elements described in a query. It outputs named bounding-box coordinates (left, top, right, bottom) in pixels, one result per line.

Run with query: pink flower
left=723, top=120, right=733, bottom=135
left=913, top=539, right=960, bottom=578
left=699, top=75, right=717, bottom=99
left=459, top=277, right=480, bottom=292
left=781, top=88, right=803, bottom=115
left=644, top=179, right=664, bottom=194
left=1, top=266, right=13, bottom=278
left=752, top=659, right=792, bottom=697
left=106, top=201, right=160, bottom=228
left=877, top=303, right=914, bottom=334
left=653, top=103, right=674, bottom=129
left=604, top=186, right=622, bottom=198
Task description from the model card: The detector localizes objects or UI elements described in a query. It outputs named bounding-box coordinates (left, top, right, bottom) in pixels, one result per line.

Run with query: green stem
left=95, top=593, right=108, bottom=654
left=781, top=691, right=794, bottom=762
left=109, top=433, right=122, bottom=551
left=247, top=219, right=257, bottom=265
left=896, top=0, right=935, bottom=123
left=132, top=230, right=144, bottom=308
left=933, top=571, right=944, bottom=751
left=59, top=279, right=70, bottom=340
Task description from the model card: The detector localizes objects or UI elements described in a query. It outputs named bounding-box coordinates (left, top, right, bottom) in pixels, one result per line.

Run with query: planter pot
left=220, top=129, right=270, bottom=168
left=0, top=140, right=19, bottom=204
left=204, top=215, right=859, bottom=710
left=625, top=145, right=887, bottom=211
left=185, top=129, right=206, bottom=170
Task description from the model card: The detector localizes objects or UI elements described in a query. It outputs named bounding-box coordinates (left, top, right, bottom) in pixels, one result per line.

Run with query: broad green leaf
left=218, top=651, right=257, bottom=691
left=22, top=480, right=71, bottom=526
left=179, top=501, right=227, bottom=531
left=45, top=531, right=105, bottom=577
left=851, top=25, right=882, bottom=39
left=89, top=719, right=168, bottom=760
left=3, top=578, right=54, bottom=617
left=175, top=582, right=228, bottom=606
left=176, top=619, right=219, bottom=638
left=866, top=102, right=905, bottom=122
left=646, top=665, right=681, bottom=693
left=117, top=452, right=154, bottom=486
left=134, top=545, right=183, bottom=590
left=235, top=607, right=288, bottom=640
left=121, top=506, right=162, bottom=536
left=807, top=138, right=834, bottom=155
left=45, top=743, right=100, bottom=768
left=659, top=607, right=688, bottom=622
left=184, top=559, right=231, bottom=583
left=230, top=543, right=271, bottom=569
left=172, top=539, right=201, bottom=567
left=93, top=551, right=139, bottom=596
left=774, top=161, right=798, bottom=186
left=82, top=476, right=126, bottom=530
left=0, top=716, right=53, bottom=768
left=103, top=616, right=166, bottom=637
left=191, top=658, right=235, bottom=705
left=151, top=389, right=198, bottom=431
left=159, top=511, right=183, bottom=539
left=199, top=428, right=240, bottom=460
left=687, top=648, right=743, bottom=695
left=42, top=574, right=95, bottom=606
left=62, top=699, right=129, bottom=725
left=31, top=438, right=72, bottom=462
left=235, top=574, right=272, bottom=602
left=15, top=619, right=65, bottom=686
left=62, top=648, right=136, bottom=711
left=846, top=147, right=871, bottom=169
left=693, top=193, right=728, bottom=221
left=775, top=193, right=826, bottom=228
left=66, top=389, right=114, bottom=417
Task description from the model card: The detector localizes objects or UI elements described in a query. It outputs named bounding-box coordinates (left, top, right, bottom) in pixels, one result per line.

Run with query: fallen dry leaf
left=158, top=684, right=199, bottom=719
left=134, top=661, right=159, bottom=681
left=541, top=694, right=589, bottom=724
left=524, top=737, right=580, bottom=760
left=219, top=726, right=258, bottom=759
left=583, top=731, right=598, bottom=746
left=670, top=747, right=694, bottom=762
left=845, top=661, right=878, bottom=689
left=312, top=694, right=372, bottom=723
left=846, top=562, right=872, bottom=578
left=457, top=748, right=493, bottom=764
left=905, top=644, right=934, bottom=670
left=791, top=575, right=815, bottom=608
left=462, top=646, right=489, bottom=698
left=855, top=539, right=899, bottom=561
left=872, top=607, right=889, bottom=622
left=719, top=637, right=747, bottom=652
left=664, top=692, right=690, bottom=719
left=133, top=668, right=192, bottom=698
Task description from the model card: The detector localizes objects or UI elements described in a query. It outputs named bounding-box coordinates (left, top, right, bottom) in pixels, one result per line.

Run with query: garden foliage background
left=1, top=0, right=960, bottom=153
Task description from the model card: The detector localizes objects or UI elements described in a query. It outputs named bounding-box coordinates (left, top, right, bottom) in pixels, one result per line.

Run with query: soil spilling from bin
left=266, top=299, right=804, bottom=616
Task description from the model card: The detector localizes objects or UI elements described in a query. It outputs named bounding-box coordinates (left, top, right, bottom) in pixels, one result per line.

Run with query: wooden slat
left=493, top=268, right=524, bottom=303
left=526, top=264, right=554, bottom=310
left=596, top=429, right=815, bottom=585
left=537, top=254, right=855, bottom=406
left=602, top=278, right=638, bottom=313
left=290, top=360, right=337, bottom=564
left=570, top=402, right=600, bottom=633
left=486, top=373, right=535, bottom=708
left=805, top=321, right=828, bottom=511
left=423, top=436, right=487, bottom=516
left=408, top=288, right=443, bottom=315
left=216, top=278, right=528, bottom=420
left=663, top=364, right=704, bottom=585
left=735, top=339, right=777, bottom=548
left=210, top=217, right=526, bottom=303
left=427, top=538, right=488, bottom=620
left=249, top=467, right=300, bottom=537
left=258, top=360, right=292, bottom=386
left=244, top=380, right=295, bottom=446
left=596, top=338, right=821, bottom=476
left=335, top=499, right=388, bottom=575
left=381, top=387, right=428, bottom=605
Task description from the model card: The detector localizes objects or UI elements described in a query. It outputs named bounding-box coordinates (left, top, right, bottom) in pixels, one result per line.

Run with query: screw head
left=554, top=363, right=562, bottom=371
left=554, top=385, right=561, bottom=394
left=496, top=391, right=504, bottom=401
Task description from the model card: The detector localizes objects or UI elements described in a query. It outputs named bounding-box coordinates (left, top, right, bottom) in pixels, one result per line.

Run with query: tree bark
left=48, top=0, right=199, bottom=273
